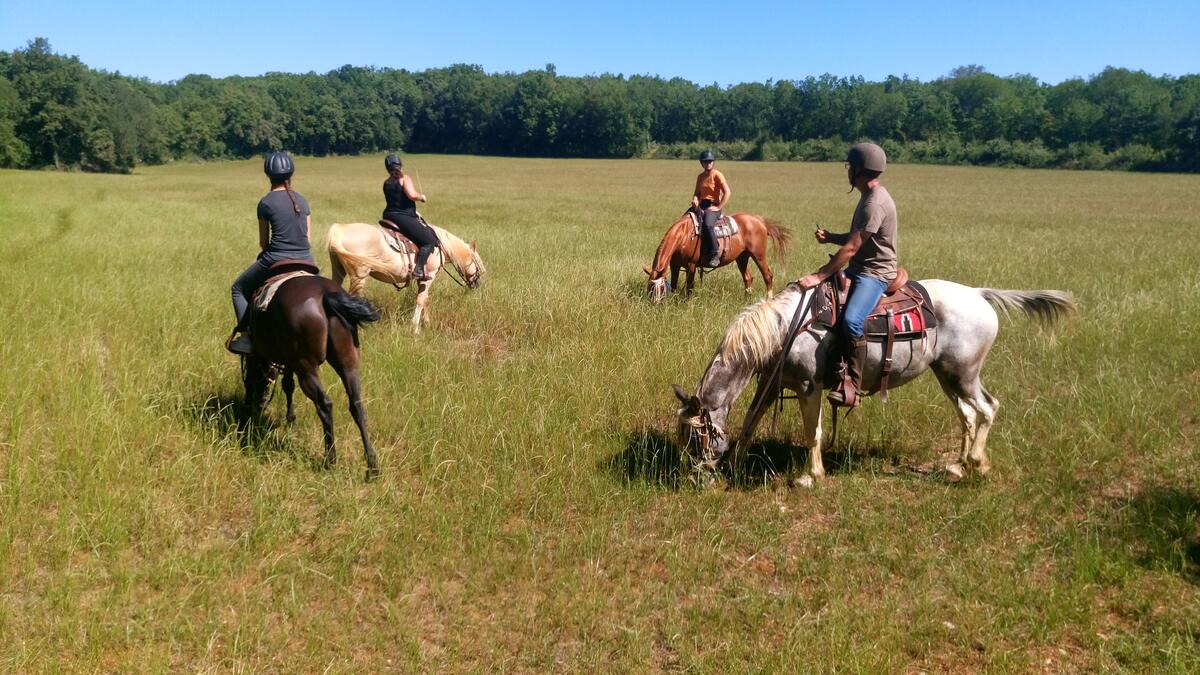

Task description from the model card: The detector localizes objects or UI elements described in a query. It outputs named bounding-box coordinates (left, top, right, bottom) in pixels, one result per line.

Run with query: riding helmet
left=384, top=153, right=403, bottom=171
left=263, top=151, right=295, bottom=182
left=846, top=142, right=886, bottom=173
left=699, top=149, right=716, bottom=162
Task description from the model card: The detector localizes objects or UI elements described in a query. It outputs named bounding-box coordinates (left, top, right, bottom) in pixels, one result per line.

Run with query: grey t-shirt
left=257, top=189, right=312, bottom=257
left=846, top=185, right=898, bottom=282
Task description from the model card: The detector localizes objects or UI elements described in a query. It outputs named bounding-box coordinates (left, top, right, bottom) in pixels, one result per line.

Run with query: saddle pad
left=253, top=271, right=314, bottom=312
left=689, top=212, right=739, bottom=239
left=864, top=282, right=938, bottom=341
left=382, top=228, right=417, bottom=255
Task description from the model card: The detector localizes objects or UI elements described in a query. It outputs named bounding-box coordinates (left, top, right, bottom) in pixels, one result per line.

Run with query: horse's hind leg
left=296, top=367, right=337, bottom=468
left=328, top=334, right=379, bottom=481
left=933, top=365, right=998, bottom=479
left=736, top=255, right=753, bottom=295
left=411, top=280, right=431, bottom=334
left=282, top=369, right=296, bottom=424
left=750, top=252, right=775, bottom=297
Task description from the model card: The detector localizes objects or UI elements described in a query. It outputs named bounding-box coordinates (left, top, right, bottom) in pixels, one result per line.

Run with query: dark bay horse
left=642, top=212, right=791, bottom=302
left=243, top=274, right=383, bottom=480
left=673, top=280, right=1077, bottom=487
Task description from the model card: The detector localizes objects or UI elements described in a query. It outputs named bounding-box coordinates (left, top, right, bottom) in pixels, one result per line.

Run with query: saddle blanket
left=863, top=283, right=938, bottom=341
left=252, top=271, right=314, bottom=312
left=689, top=212, right=739, bottom=239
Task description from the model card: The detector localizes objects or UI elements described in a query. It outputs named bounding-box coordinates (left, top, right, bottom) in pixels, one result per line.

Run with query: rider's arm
left=815, top=229, right=868, bottom=279
left=258, top=216, right=270, bottom=250
left=307, top=215, right=313, bottom=243
left=402, top=175, right=427, bottom=203
left=825, top=230, right=850, bottom=245
left=692, top=174, right=702, bottom=206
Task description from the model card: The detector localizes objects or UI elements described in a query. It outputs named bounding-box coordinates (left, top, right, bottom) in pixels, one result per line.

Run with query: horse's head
left=463, top=240, right=485, bottom=289
left=672, top=384, right=727, bottom=486
left=643, top=265, right=671, bottom=304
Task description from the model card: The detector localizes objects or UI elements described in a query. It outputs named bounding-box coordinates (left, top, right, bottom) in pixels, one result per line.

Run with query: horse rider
left=226, top=151, right=317, bottom=355
left=381, top=153, right=436, bottom=282
left=691, top=149, right=731, bottom=268
left=796, top=142, right=898, bottom=408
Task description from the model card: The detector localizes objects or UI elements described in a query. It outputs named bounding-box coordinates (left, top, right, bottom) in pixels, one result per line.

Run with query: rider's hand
left=797, top=273, right=823, bottom=290
left=814, top=227, right=830, bottom=243
left=421, top=194, right=428, bottom=203
left=691, top=196, right=700, bottom=208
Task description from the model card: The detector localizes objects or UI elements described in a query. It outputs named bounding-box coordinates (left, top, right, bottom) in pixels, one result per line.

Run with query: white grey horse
left=672, top=280, right=1076, bottom=486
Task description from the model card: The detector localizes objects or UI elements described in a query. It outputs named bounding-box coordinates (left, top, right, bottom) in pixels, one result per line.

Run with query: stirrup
left=226, top=332, right=253, bottom=355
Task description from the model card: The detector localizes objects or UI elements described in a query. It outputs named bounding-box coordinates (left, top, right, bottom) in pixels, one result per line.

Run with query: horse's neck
left=433, top=228, right=469, bottom=270
left=696, top=352, right=758, bottom=423
left=653, top=220, right=691, bottom=272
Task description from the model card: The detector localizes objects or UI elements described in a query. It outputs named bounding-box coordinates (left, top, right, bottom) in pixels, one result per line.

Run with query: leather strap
left=880, top=308, right=896, bottom=403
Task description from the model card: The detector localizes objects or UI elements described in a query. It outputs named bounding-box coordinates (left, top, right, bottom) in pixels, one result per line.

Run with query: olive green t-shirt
left=846, top=185, right=898, bottom=282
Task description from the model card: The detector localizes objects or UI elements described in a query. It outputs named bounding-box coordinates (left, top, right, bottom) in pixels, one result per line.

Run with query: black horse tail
left=323, top=291, right=381, bottom=347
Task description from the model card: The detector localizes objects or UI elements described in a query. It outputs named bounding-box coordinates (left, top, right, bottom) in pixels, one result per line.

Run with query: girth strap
left=880, top=307, right=896, bottom=403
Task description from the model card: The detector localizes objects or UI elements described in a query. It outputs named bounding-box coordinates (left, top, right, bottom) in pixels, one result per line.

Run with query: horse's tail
left=329, top=246, right=347, bottom=286
left=323, top=291, right=381, bottom=347
left=763, top=218, right=792, bottom=257
left=978, top=289, right=1077, bottom=327
left=326, top=223, right=388, bottom=282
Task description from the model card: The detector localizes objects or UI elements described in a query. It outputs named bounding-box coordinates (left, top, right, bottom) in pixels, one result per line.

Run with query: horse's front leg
left=751, top=252, right=775, bottom=297
left=282, top=368, right=296, bottom=425
left=411, top=280, right=431, bottom=334
left=795, top=389, right=825, bottom=487
left=684, top=264, right=697, bottom=295
left=295, top=367, right=336, bottom=468
left=670, top=267, right=681, bottom=295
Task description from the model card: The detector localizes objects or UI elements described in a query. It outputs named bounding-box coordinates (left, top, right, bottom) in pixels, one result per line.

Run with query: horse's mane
left=428, top=224, right=484, bottom=278
left=650, top=216, right=691, bottom=274
left=716, top=285, right=806, bottom=370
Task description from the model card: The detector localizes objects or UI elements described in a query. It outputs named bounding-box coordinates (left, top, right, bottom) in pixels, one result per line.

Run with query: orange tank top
left=695, top=169, right=728, bottom=204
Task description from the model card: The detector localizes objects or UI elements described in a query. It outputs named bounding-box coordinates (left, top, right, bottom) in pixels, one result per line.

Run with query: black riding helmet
left=264, top=151, right=294, bottom=182
left=699, top=149, right=716, bottom=163
left=385, top=153, right=402, bottom=171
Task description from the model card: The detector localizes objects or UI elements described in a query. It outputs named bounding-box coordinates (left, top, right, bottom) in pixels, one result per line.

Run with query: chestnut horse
left=243, top=274, right=383, bottom=481
left=642, top=212, right=791, bottom=303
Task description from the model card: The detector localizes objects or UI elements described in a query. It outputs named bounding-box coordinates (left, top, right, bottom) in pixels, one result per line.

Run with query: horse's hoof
left=365, top=467, right=380, bottom=482
left=945, top=462, right=966, bottom=482
left=794, top=474, right=815, bottom=489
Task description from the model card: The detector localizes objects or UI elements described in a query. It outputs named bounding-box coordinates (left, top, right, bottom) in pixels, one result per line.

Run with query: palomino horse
left=243, top=273, right=383, bottom=480
left=672, top=279, right=1076, bottom=486
left=642, top=212, right=791, bottom=302
left=326, top=221, right=485, bottom=332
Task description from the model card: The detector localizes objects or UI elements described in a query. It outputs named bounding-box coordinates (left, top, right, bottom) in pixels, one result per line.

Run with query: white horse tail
left=978, top=288, right=1077, bottom=326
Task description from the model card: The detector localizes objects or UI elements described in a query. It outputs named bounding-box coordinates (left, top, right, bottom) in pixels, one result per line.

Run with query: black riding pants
left=384, top=211, right=438, bottom=271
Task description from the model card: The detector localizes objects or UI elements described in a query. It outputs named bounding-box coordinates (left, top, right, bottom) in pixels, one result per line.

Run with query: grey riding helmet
left=264, top=151, right=295, bottom=182
left=846, top=142, right=886, bottom=173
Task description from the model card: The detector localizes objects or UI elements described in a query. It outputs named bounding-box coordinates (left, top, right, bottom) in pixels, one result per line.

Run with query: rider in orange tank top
left=691, top=149, right=731, bottom=268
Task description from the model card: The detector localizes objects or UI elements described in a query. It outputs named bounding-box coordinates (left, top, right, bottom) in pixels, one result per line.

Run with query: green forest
left=1, top=38, right=1197, bottom=173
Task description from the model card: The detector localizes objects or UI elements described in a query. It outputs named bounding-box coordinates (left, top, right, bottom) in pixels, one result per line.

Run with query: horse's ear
left=470, top=240, right=477, bottom=251
left=672, top=384, right=692, bottom=405
left=642, top=264, right=653, bottom=277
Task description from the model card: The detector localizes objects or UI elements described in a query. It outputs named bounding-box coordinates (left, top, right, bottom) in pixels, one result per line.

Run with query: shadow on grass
left=606, top=428, right=914, bottom=491
left=1113, top=486, right=1200, bottom=583
left=185, top=390, right=324, bottom=471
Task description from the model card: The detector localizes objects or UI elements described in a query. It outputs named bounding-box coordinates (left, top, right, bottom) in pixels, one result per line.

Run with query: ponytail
left=283, top=180, right=300, bottom=214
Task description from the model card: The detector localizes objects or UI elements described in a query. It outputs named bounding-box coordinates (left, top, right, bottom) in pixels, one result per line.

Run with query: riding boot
left=827, top=335, right=868, bottom=407
left=412, top=244, right=434, bottom=281
left=702, top=211, right=721, bottom=267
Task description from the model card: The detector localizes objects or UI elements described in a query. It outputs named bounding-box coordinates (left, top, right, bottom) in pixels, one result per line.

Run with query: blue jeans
left=231, top=258, right=274, bottom=328
left=842, top=274, right=887, bottom=337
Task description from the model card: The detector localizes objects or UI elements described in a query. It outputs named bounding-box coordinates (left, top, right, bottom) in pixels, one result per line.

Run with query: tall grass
left=1, top=157, right=1198, bottom=671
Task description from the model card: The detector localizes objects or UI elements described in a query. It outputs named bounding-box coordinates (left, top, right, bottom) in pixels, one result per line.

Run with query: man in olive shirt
left=797, top=142, right=898, bottom=407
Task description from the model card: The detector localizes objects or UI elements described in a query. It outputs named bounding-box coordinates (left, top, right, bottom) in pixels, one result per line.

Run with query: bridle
left=648, top=276, right=671, bottom=302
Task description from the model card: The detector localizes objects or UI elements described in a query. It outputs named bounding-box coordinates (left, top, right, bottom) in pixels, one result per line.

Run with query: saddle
left=687, top=210, right=739, bottom=239
left=251, top=259, right=319, bottom=312
left=379, top=219, right=419, bottom=255
left=811, top=267, right=938, bottom=402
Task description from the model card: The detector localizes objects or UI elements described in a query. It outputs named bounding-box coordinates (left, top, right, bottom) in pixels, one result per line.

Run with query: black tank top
left=382, top=178, right=417, bottom=218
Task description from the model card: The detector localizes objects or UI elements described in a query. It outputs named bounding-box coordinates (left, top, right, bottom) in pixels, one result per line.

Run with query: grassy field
left=1, top=155, right=1198, bottom=672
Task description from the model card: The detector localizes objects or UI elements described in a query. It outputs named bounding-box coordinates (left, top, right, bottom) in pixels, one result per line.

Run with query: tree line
left=1, top=39, right=1197, bottom=173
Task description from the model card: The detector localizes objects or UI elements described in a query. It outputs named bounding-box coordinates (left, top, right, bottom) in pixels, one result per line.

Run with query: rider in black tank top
left=381, top=153, right=437, bottom=281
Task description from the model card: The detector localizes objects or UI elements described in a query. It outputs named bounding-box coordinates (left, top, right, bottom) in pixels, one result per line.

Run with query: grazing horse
left=642, top=212, right=791, bottom=303
left=672, top=279, right=1076, bottom=486
left=243, top=274, right=383, bottom=480
left=327, top=221, right=485, bottom=332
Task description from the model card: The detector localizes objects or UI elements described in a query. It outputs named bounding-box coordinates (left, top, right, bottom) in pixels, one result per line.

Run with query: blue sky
left=1, top=0, right=1196, bottom=85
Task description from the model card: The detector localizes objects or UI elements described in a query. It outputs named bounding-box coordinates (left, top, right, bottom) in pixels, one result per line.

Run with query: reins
left=736, top=285, right=820, bottom=450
